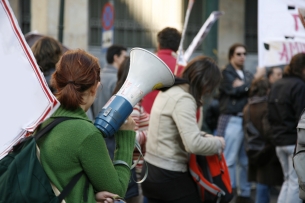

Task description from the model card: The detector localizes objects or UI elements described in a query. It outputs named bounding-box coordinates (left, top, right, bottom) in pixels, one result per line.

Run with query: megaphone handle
left=94, top=95, right=133, bottom=137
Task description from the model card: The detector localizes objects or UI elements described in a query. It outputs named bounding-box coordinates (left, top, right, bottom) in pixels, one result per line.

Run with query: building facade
left=8, top=0, right=258, bottom=71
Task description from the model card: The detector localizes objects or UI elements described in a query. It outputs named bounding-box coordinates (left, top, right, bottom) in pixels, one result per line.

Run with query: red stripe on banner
left=2, top=0, right=53, bottom=103
left=1, top=0, right=56, bottom=126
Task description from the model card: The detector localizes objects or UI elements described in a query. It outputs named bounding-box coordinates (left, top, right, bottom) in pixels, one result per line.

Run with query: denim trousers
left=223, top=116, right=251, bottom=197
left=255, top=183, right=270, bottom=203
left=276, top=145, right=302, bottom=203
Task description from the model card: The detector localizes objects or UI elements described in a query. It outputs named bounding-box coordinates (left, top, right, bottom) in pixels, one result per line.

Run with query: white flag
left=0, top=0, right=59, bottom=160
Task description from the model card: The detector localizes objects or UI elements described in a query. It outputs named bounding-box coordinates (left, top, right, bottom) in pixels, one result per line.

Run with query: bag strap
left=34, top=117, right=72, bottom=141
left=189, top=155, right=225, bottom=202
left=131, top=140, right=148, bottom=183
left=57, top=172, right=84, bottom=201
left=34, top=117, right=88, bottom=201
left=113, top=140, right=148, bottom=184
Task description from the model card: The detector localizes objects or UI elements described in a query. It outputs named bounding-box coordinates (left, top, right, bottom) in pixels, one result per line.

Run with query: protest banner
left=0, top=0, right=59, bottom=160
left=258, top=0, right=305, bottom=67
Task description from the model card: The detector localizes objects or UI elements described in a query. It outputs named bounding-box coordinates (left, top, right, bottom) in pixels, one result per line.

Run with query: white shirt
left=236, top=69, right=244, bottom=80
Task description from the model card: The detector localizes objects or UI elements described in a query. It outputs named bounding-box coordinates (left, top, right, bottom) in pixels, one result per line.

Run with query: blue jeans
left=256, top=183, right=270, bottom=203
left=276, top=145, right=302, bottom=203
left=223, top=116, right=251, bottom=197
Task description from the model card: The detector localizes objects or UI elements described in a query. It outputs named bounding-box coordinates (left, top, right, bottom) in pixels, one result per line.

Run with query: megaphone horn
left=94, top=47, right=175, bottom=137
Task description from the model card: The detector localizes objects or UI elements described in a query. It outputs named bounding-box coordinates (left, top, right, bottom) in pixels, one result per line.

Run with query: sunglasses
left=235, top=52, right=247, bottom=56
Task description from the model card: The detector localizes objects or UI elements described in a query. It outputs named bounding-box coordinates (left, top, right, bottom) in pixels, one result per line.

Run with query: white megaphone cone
left=94, top=48, right=175, bottom=137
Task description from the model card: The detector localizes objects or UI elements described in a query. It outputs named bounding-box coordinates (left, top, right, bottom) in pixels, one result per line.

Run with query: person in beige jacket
left=141, top=56, right=225, bottom=203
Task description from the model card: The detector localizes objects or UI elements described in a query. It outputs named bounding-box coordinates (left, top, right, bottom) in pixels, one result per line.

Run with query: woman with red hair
left=37, top=49, right=135, bottom=203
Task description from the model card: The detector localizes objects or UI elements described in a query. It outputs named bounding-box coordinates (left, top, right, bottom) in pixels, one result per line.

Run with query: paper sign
left=258, top=0, right=305, bottom=67
left=0, top=0, right=59, bottom=160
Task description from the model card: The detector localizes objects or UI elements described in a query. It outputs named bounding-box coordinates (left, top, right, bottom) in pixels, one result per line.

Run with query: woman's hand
left=95, top=191, right=118, bottom=203
left=119, top=116, right=135, bottom=131
left=215, top=136, right=225, bottom=154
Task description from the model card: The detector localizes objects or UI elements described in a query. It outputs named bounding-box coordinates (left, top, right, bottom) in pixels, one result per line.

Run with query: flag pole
left=174, top=0, right=194, bottom=75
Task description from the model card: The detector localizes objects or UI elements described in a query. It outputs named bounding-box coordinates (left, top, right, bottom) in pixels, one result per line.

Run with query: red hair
left=51, top=49, right=100, bottom=110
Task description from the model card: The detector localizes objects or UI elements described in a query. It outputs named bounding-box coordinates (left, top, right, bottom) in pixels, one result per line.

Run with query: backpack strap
left=34, top=117, right=72, bottom=141
left=189, top=167, right=225, bottom=196
left=189, top=154, right=225, bottom=202
left=34, top=117, right=89, bottom=201
left=57, top=171, right=84, bottom=201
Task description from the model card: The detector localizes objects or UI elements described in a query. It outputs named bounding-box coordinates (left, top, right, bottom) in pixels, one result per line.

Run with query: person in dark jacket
left=243, top=78, right=283, bottom=203
left=268, top=53, right=305, bottom=203
left=217, top=44, right=266, bottom=203
left=216, top=43, right=255, bottom=203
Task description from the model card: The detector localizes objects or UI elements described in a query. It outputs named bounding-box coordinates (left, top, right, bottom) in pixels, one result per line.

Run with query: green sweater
left=37, top=106, right=135, bottom=203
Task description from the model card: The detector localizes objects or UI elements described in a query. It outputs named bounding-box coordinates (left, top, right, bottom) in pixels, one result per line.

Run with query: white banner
left=0, top=0, right=59, bottom=160
left=258, top=0, right=305, bottom=67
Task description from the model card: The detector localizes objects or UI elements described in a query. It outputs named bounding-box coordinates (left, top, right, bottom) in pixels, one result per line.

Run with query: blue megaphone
left=94, top=47, right=175, bottom=137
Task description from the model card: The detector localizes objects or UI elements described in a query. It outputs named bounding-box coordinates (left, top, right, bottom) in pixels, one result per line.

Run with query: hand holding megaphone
left=119, top=116, right=135, bottom=131
left=94, top=48, right=175, bottom=137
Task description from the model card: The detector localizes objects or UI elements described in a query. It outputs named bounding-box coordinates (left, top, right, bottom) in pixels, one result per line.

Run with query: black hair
left=106, top=45, right=127, bottom=64
left=157, top=27, right=181, bottom=52
left=182, top=56, right=221, bottom=107
left=283, top=53, right=305, bottom=80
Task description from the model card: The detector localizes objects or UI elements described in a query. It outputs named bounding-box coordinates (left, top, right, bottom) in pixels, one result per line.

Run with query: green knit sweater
left=37, top=106, right=135, bottom=203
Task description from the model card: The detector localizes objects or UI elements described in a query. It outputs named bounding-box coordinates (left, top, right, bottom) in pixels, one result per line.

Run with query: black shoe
left=235, top=196, right=254, bottom=203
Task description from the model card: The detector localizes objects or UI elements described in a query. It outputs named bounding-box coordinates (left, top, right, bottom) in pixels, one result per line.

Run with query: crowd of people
left=28, top=26, right=305, bottom=203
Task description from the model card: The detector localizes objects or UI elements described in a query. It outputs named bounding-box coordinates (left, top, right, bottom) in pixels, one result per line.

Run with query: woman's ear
left=91, top=82, right=100, bottom=96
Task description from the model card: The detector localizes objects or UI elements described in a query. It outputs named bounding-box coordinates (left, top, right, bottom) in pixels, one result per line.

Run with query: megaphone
left=94, top=47, right=175, bottom=137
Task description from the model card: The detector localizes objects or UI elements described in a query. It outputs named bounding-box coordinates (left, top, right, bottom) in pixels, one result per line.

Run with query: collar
left=159, top=77, right=189, bottom=92
left=226, top=63, right=244, bottom=80
left=178, top=83, right=190, bottom=93
left=51, top=105, right=92, bottom=123
left=227, top=63, right=244, bottom=72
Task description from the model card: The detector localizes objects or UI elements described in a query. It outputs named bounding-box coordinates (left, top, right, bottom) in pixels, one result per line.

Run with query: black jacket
left=218, top=63, right=253, bottom=115
left=268, top=75, right=305, bottom=146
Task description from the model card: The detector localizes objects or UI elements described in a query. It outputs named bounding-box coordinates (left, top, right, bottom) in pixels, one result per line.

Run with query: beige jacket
left=145, top=84, right=221, bottom=172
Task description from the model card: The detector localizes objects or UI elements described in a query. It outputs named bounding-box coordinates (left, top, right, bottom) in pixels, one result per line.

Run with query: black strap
left=57, top=172, right=83, bottom=201
left=33, top=117, right=88, bottom=200
left=83, top=175, right=90, bottom=201
left=159, top=77, right=189, bottom=92
left=34, top=117, right=72, bottom=141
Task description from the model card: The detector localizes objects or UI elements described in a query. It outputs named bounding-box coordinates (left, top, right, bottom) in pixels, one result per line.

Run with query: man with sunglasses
left=217, top=43, right=254, bottom=203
